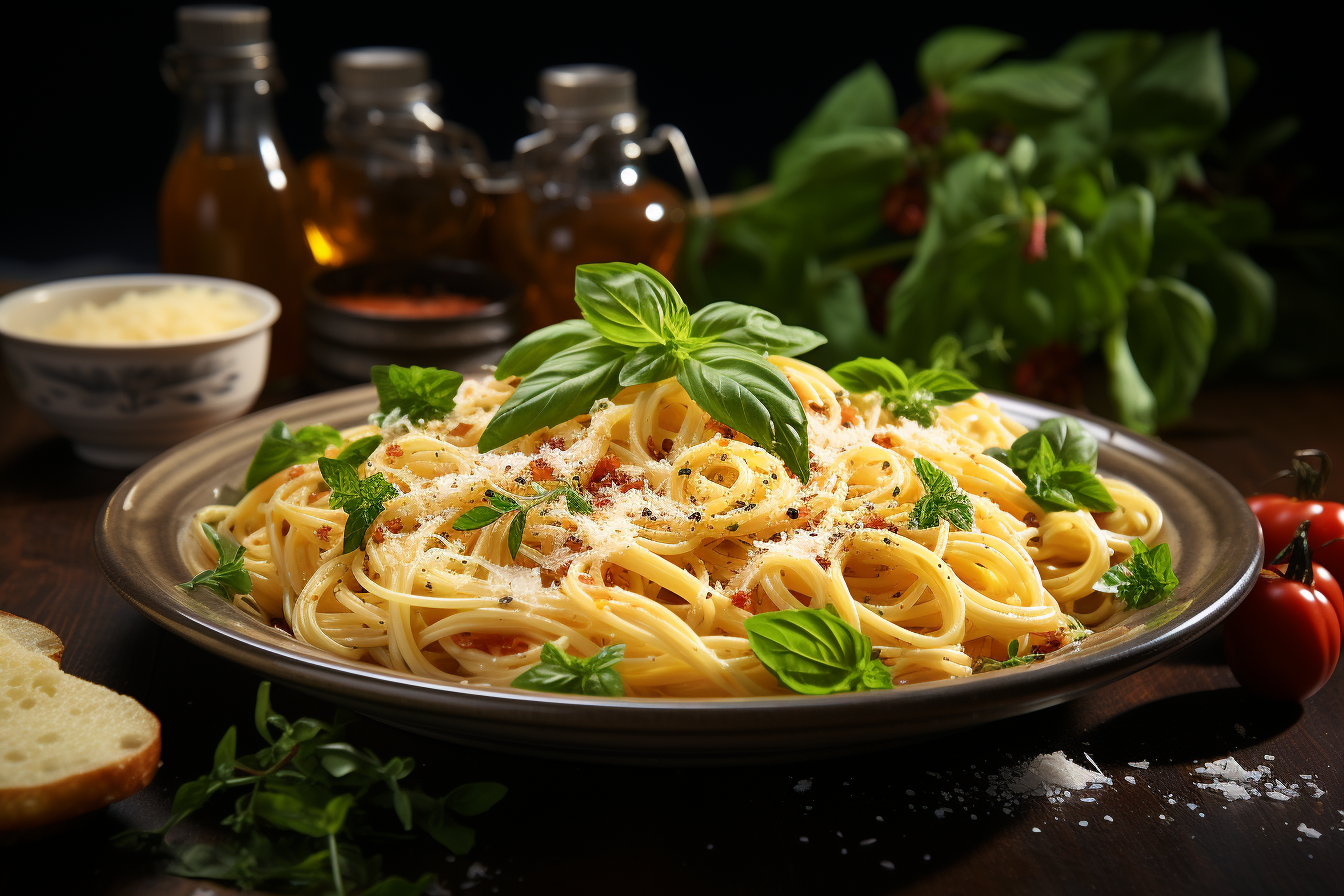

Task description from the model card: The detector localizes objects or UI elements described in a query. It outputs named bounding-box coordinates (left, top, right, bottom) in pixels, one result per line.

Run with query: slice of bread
left=0, top=630, right=161, bottom=832
left=0, top=612, right=64, bottom=665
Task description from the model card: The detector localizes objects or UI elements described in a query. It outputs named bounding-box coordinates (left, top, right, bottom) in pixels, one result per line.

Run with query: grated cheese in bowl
left=40, top=286, right=260, bottom=343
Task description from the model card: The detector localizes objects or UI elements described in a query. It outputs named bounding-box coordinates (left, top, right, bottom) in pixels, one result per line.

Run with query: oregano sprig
left=178, top=524, right=253, bottom=599
left=909, top=456, right=976, bottom=531
left=452, top=484, right=594, bottom=558
left=478, top=263, right=824, bottom=483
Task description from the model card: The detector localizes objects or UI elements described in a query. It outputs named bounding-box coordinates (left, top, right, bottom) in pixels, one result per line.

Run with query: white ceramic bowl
left=0, top=274, right=280, bottom=468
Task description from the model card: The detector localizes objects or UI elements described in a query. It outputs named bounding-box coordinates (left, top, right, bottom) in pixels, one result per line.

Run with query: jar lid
left=333, top=47, right=429, bottom=90
left=176, top=5, right=271, bottom=49
left=537, top=64, right=637, bottom=119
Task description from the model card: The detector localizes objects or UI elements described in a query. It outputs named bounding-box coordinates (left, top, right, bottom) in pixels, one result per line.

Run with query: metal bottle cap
left=537, top=65, right=637, bottom=119
left=176, top=5, right=271, bottom=49
left=333, top=47, right=429, bottom=90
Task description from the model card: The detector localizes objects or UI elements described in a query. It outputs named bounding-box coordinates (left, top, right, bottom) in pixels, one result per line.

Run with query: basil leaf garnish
left=744, top=607, right=893, bottom=694
left=371, top=364, right=463, bottom=426
left=178, top=524, right=253, bottom=599
left=1095, top=537, right=1178, bottom=609
left=619, top=343, right=680, bottom=386
left=452, top=486, right=593, bottom=558
left=244, top=421, right=342, bottom=491
left=688, top=302, right=827, bottom=357
left=574, top=263, right=690, bottom=347
left=909, top=456, right=975, bottom=531
left=318, top=458, right=399, bottom=553
left=829, top=356, right=978, bottom=427
left=477, top=340, right=629, bottom=453
left=335, top=434, right=383, bottom=468
left=494, top=319, right=598, bottom=380
left=511, top=643, right=625, bottom=696
left=985, top=415, right=1116, bottom=513
left=678, top=344, right=810, bottom=484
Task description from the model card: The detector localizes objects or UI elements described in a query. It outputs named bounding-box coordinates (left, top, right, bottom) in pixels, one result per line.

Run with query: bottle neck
left=175, top=81, right=286, bottom=158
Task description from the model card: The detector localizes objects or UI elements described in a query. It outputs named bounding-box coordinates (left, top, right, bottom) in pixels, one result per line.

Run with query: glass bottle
left=489, top=65, right=708, bottom=329
left=301, top=48, right=489, bottom=269
left=159, top=5, right=309, bottom=379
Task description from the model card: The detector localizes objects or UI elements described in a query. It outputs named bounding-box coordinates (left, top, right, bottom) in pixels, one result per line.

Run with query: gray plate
left=96, top=385, right=1262, bottom=765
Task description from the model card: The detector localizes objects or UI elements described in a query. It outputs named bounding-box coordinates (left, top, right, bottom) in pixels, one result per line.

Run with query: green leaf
left=244, top=421, right=341, bottom=491
left=688, top=302, right=827, bottom=357
left=507, top=510, right=527, bottom=558
left=494, top=319, right=599, bottom=380
left=996, top=416, right=1100, bottom=471
left=371, top=364, right=463, bottom=425
left=1185, top=250, right=1275, bottom=376
left=362, top=875, right=437, bottom=896
left=1021, top=438, right=1117, bottom=513
left=574, top=262, right=690, bottom=347
left=948, top=61, right=1097, bottom=121
left=829, top=356, right=977, bottom=428
left=444, top=782, right=508, bottom=817
left=1095, top=538, right=1179, bottom=609
left=1103, top=318, right=1158, bottom=433
left=909, top=456, right=975, bottom=531
left=976, top=638, right=1046, bottom=672
left=212, top=727, right=237, bottom=779
left=452, top=504, right=506, bottom=531
left=335, top=434, right=382, bottom=468
left=919, top=27, right=1023, bottom=88
left=420, top=817, right=475, bottom=855
left=178, top=524, right=253, bottom=599
left=253, top=791, right=354, bottom=838
left=829, top=356, right=909, bottom=396
left=511, top=642, right=626, bottom=696
left=678, top=344, right=810, bottom=483
left=1123, top=277, right=1215, bottom=428
left=1056, top=30, right=1163, bottom=92
left=1111, top=30, right=1229, bottom=154
left=774, top=62, right=896, bottom=173
left=619, top=343, right=681, bottom=386
left=477, top=340, right=628, bottom=453
left=319, top=459, right=399, bottom=553
left=452, top=486, right=592, bottom=558
left=744, top=607, right=891, bottom=694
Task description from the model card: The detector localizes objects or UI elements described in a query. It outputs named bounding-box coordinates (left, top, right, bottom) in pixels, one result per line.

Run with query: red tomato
left=1249, top=492, right=1344, bottom=580
left=1224, top=569, right=1340, bottom=702
left=1271, top=560, right=1344, bottom=642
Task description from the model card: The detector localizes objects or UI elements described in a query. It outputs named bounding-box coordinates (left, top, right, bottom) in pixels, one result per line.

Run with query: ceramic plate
left=96, top=385, right=1262, bottom=764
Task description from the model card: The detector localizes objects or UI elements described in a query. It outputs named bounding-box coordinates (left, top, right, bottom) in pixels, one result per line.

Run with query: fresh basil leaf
left=1056, top=30, right=1162, bottom=93
left=910, top=456, right=976, bottom=531
left=1124, top=277, right=1215, bottom=429
left=453, top=486, right=592, bottom=558
left=574, top=262, right=689, bottom=347
left=244, top=422, right=342, bottom=491
left=908, top=368, right=979, bottom=403
left=678, top=344, right=810, bottom=483
left=488, top=491, right=521, bottom=513
left=319, top=458, right=398, bottom=553
left=948, top=60, right=1097, bottom=121
left=829, top=356, right=977, bottom=428
left=252, top=791, right=353, bottom=838
left=1111, top=31, right=1229, bottom=154
left=178, top=524, right=253, bottom=598
left=688, top=302, right=827, bottom=357
left=478, top=341, right=629, bottom=453
left=494, top=319, right=598, bottom=380
left=511, top=642, right=625, bottom=696
left=1095, top=538, right=1178, bottom=609
left=507, top=510, right=527, bottom=558
left=773, top=61, right=896, bottom=175
left=335, top=434, right=382, bottom=468
left=1103, top=318, right=1158, bottom=434
left=444, top=782, right=508, bottom=817
left=976, top=638, right=1046, bottom=672
left=1001, top=416, right=1099, bottom=471
left=744, top=607, right=891, bottom=694
left=1018, top=438, right=1116, bottom=513
left=619, top=343, right=681, bottom=386
left=452, top=505, right=505, bottom=530
left=829, top=356, right=909, bottom=396
left=371, top=364, right=463, bottom=425
left=919, top=27, right=1023, bottom=88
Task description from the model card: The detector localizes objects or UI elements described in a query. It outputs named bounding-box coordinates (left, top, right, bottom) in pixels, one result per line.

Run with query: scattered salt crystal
left=1128, top=761, right=1150, bottom=769
left=1032, top=827, right=1041, bottom=833
left=905, top=789, right=915, bottom=796
left=1300, top=774, right=1313, bottom=780
left=1008, top=752, right=1110, bottom=796
left=934, top=808, right=953, bottom=819
left=1267, top=792, right=1292, bottom=802
left=876, top=816, right=883, bottom=822
left=1298, top=823, right=1321, bottom=839
left=1104, top=815, right=1113, bottom=822
left=1187, top=803, right=1198, bottom=810
left=1265, top=755, right=1275, bottom=761
left=1125, top=776, right=1137, bottom=785
left=1081, top=798, right=1096, bottom=803
left=1079, top=820, right=1088, bottom=827
left=1196, top=757, right=1252, bottom=782
left=794, top=779, right=812, bottom=792
left=1196, top=781, right=1253, bottom=801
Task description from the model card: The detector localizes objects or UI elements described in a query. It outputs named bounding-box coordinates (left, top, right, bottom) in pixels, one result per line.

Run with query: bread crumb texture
left=0, top=631, right=160, bottom=832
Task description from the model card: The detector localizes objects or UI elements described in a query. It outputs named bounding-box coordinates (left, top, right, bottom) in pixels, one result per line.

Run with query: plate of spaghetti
left=97, top=263, right=1262, bottom=763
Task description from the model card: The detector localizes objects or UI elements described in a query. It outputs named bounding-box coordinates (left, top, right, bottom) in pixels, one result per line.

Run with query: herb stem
left=329, top=832, right=345, bottom=896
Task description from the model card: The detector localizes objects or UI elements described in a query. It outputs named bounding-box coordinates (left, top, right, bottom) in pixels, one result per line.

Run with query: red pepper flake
left=578, top=573, right=594, bottom=585
left=662, top=437, right=674, bottom=454
left=545, top=436, right=565, bottom=450
left=451, top=632, right=529, bottom=656
left=863, top=514, right=896, bottom=532
left=816, top=556, right=832, bottom=570
left=280, top=520, right=290, bottom=536
left=529, top=457, right=556, bottom=481
left=1023, top=512, right=1039, bottom=528
left=386, top=443, right=404, bottom=458
left=288, top=465, right=304, bottom=480
left=386, top=518, right=403, bottom=534
left=706, top=419, right=735, bottom=440
left=646, top=435, right=666, bottom=461
left=840, top=404, right=860, bottom=427
left=450, top=422, right=473, bottom=436
left=316, top=525, right=331, bottom=542
left=589, top=454, right=622, bottom=489
left=1037, top=633, right=1064, bottom=654
left=808, top=400, right=827, bottom=413
left=371, top=527, right=386, bottom=544
left=872, top=432, right=895, bottom=449
left=729, top=590, right=758, bottom=613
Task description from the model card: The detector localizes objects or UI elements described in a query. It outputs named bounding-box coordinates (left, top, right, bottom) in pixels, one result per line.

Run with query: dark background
left=1, top=1, right=1337, bottom=277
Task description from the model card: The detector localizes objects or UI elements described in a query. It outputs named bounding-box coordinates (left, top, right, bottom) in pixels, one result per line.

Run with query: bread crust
left=0, top=717, right=161, bottom=833
left=0, top=612, right=64, bottom=665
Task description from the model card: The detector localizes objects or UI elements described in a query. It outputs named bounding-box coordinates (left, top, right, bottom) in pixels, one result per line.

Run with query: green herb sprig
left=986, top=416, right=1116, bottom=513
left=245, top=422, right=343, bottom=491
left=452, top=485, right=593, bottom=558
left=371, top=364, right=463, bottom=428
left=975, top=638, right=1044, bottom=673
left=114, top=682, right=504, bottom=895
left=909, top=456, right=976, bottom=531
left=511, top=643, right=625, bottom=696
left=743, top=606, right=893, bottom=694
left=1095, top=537, right=1179, bottom=609
left=828, top=356, right=978, bottom=427
left=319, top=458, right=399, bottom=554
left=479, top=263, right=824, bottom=483
left=178, top=524, right=253, bottom=599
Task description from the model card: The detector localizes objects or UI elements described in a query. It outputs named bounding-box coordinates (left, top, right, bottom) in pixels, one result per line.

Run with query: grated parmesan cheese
left=41, top=285, right=259, bottom=343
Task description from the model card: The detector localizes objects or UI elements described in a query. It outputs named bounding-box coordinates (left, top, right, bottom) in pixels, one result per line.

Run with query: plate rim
left=95, top=383, right=1263, bottom=739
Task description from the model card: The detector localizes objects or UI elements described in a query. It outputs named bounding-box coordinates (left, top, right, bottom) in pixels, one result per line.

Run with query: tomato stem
left=1273, top=520, right=1315, bottom=586
left=1290, top=449, right=1331, bottom=500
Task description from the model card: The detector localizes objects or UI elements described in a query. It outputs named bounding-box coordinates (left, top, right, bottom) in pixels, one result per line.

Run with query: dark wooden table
left=2, top=375, right=1341, bottom=896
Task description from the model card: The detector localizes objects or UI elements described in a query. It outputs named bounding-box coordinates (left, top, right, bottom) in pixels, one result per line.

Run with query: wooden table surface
left=2, top=375, right=1341, bottom=895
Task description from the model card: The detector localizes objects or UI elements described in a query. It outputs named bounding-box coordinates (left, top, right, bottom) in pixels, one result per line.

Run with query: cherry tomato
left=1248, top=450, right=1344, bottom=583
left=1224, top=569, right=1340, bottom=702
left=1271, top=560, right=1344, bottom=642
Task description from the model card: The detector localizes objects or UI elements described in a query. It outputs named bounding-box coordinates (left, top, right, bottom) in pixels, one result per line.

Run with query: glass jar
left=489, top=65, right=708, bottom=329
left=159, top=5, right=309, bottom=378
left=301, top=47, right=489, bottom=269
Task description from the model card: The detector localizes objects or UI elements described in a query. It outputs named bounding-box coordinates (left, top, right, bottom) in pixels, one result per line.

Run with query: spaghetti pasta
left=186, top=358, right=1165, bottom=696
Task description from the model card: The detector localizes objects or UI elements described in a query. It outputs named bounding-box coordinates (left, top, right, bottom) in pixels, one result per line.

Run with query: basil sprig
left=511, top=643, right=625, bottom=696
left=985, top=416, right=1117, bottom=513
left=478, top=263, right=823, bottom=483
left=178, top=524, right=253, bottom=599
left=244, top=422, right=342, bottom=491
left=371, top=364, right=463, bottom=427
left=744, top=607, right=894, bottom=694
left=452, top=485, right=593, bottom=558
left=1095, top=537, right=1178, bottom=609
left=909, top=456, right=975, bottom=531
left=828, top=356, right=978, bottom=427
left=319, top=458, right=399, bottom=553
